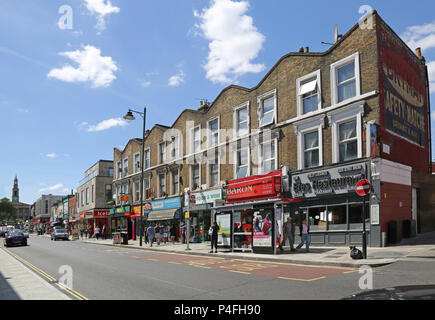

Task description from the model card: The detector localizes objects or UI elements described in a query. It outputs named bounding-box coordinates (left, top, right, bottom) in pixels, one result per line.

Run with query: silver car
left=51, top=228, right=69, bottom=241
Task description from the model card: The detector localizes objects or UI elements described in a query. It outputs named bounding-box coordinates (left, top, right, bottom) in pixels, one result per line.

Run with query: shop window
left=307, top=207, right=327, bottom=231
left=233, top=210, right=253, bottom=251
left=349, top=203, right=370, bottom=230
left=328, top=205, right=347, bottom=230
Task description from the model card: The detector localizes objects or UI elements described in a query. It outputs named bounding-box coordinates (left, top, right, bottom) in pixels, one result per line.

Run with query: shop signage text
left=292, top=163, right=366, bottom=198
left=184, top=189, right=222, bottom=206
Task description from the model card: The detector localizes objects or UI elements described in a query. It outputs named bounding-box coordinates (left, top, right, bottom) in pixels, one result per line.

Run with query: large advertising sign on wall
left=379, top=23, right=427, bottom=147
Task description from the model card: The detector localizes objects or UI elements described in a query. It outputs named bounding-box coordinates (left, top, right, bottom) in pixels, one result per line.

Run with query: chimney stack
left=305, top=47, right=309, bottom=53
left=415, top=47, right=425, bottom=63
left=299, top=47, right=304, bottom=53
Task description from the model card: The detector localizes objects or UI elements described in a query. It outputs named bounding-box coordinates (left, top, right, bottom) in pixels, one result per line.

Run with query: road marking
left=278, top=276, right=326, bottom=282
left=228, top=270, right=251, bottom=274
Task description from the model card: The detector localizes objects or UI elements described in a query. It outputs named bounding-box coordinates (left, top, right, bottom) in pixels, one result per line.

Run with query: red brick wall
left=380, top=182, right=412, bottom=233
left=377, top=16, right=430, bottom=174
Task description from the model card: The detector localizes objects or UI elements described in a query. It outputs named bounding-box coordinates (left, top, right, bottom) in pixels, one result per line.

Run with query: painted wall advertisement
left=381, top=27, right=426, bottom=147
left=253, top=210, right=272, bottom=247
left=216, top=214, right=230, bottom=246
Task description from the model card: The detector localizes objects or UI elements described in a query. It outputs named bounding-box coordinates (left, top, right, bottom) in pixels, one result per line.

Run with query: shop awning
left=147, top=208, right=180, bottom=221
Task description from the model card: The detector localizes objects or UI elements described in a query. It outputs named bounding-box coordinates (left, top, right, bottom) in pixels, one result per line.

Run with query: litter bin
left=388, top=220, right=403, bottom=244
left=403, top=219, right=417, bottom=238
left=121, top=232, right=128, bottom=245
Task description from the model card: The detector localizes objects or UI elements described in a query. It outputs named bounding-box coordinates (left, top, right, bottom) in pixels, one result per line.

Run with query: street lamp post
left=123, top=107, right=146, bottom=246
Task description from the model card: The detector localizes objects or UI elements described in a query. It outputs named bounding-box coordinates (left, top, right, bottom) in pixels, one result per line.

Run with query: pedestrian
left=156, top=224, right=161, bottom=245
left=170, top=224, right=177, bottom=245
left=84, top=227, right=89, bottom=239
left=144, top=227, right=149, bottom=244
left=95, top=226, right=101, bottom=240
left=80, top=227, right=84, bottom=239
left=209, top=221, right=219, bottom=253
left=279, top=216, right=295, bottom=252
left=147, top=224, right=155, bottom=247
left=102, top=225, right=106, bottom=240
left=296, top=219, right=310, bottom=252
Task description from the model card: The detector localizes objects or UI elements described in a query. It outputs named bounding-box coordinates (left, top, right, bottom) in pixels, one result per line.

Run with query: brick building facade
left=111, top=11, right=433, bottom=248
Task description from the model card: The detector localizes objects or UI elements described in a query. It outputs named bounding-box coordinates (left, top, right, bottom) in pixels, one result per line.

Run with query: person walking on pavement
left=155, top=224, right=161, bottom=245
left=279, top=216, right=296, bottom=252
left=80, top=227, right=84, bottom=239
left=209, top=222, right=219, bottom=253
left=147, top=224, right=155, bottom=247
left=84, top=227, right=89, bottom=239
left=95, top=226, right=101, bottom=240
left=296, top=219, right=310, bottom=252
left=170, top=224, right=177, bottom=245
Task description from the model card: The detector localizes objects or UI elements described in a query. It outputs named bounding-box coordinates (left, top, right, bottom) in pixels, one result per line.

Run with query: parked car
left=22, top=230, right=29, bottom=238
left=341, top=285, right=435, bottom=300
left=51, top=228, right=69, bottom=241
left=4, top=230, right=27, bottom=247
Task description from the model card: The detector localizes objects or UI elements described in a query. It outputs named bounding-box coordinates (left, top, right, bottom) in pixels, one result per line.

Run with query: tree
left=0, top=198, right=17, bottom=221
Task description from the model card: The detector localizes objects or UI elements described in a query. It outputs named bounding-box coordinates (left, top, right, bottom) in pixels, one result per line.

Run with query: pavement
left=0, top=246, right=71, bottom=300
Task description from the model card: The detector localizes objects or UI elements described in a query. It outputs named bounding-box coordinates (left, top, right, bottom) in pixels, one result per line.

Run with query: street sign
left=355, top=179, right=371, bottom=197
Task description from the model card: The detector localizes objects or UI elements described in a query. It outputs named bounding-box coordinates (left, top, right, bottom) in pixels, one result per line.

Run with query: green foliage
left=0, top=198, right=17, bottom=220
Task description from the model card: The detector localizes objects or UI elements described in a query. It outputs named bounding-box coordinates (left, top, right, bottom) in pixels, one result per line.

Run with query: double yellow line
left=3, top=248, right=88, bottom=300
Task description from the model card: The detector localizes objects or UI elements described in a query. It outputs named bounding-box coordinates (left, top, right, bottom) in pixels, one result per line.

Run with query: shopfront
left=290, top=159, right=378, bottom=247
left=131, top=204, right=151, bottom=241
left=183, top=189, right=224, bottom=243
left=212, top=171, right=299, bottom=254
left=110, top=206, right=132, bottom=238
left=146, top=197, right=182, bottom=241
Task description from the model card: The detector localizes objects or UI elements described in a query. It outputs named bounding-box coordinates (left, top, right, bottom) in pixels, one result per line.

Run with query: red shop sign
left=226, top=171, right=282, bottom=203
left=94, top=210, right=110, bottom=218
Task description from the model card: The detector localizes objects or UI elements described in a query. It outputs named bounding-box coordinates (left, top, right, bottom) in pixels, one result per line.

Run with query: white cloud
left=168, top=70, right=185, bottom=87
left=39, top=184, right=64, bottom=193
left=427, top=61, right=435, bottom=93
left=87, top=117, right=128, bottom=132
left=402, top=21, right=435, bottom=51
left=194, top=0, right=266, bottom=84
left=47, top=45, right=118, bottom=88
left=141, top=80, right=152, bottom=88
left=46, top=153, right=57, bottom=158
left=84, top=0, right=120, bottom=33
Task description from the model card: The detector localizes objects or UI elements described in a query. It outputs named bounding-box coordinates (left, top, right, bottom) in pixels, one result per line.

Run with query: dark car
left=51, top=228, right=69, bottom=241
left=342, top=285, right=435, bottom=300
left=0, top=227, right=7, bottom=237
left=4, top=231, right=27, bottom=247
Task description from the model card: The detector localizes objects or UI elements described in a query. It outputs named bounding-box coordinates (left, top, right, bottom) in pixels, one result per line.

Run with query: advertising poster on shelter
left=253, top=210, right=272, bottom=247
left=216, top=214, right=230, bottom=246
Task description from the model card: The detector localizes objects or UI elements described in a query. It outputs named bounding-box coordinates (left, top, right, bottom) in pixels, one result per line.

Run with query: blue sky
left=1, top=0, right=434, bottom=204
